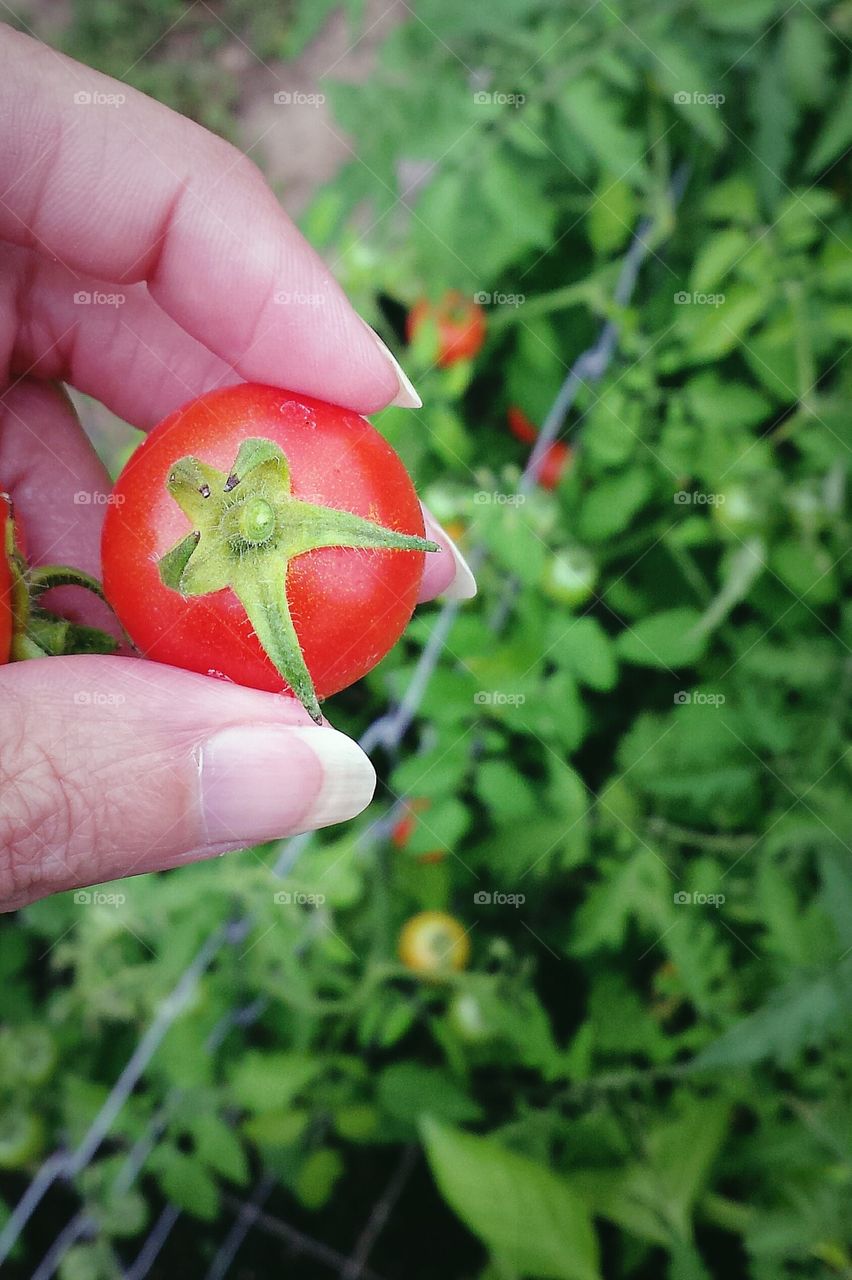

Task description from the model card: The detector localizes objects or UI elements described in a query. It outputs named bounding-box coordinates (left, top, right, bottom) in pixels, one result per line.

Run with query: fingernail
left=423, top=509, right=477, bottom=600
left=197, top=724, right=376, bottom=847
left=369, top=329, right=422, bottom=408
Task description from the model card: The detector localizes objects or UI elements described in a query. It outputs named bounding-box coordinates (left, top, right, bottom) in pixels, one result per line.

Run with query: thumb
left=0, top=656, right=376, bottom=911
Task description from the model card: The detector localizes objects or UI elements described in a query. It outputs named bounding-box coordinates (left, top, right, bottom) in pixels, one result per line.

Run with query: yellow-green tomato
left=398, top=911, right=470, bottom=976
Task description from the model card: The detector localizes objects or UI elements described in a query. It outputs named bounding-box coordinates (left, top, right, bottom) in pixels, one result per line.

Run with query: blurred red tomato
left=407, top=291, right=486, bottom=367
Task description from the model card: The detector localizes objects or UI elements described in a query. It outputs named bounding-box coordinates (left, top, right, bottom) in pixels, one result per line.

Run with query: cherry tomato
left=398, top=911, right=470, bottom=975
left=507, top=407, right=572, bottom=490
left=712, top=484, right=769, bottom=540
left=102, top=385, right=437, bottom=720
left=535, top=441, right=571, bottom=491
left=406, top=292, right=486, bottom=367
left=447, top=992, right=493, bottom=1043
left=0, top=1112, right=43, bottom=1169
left=391, top=798, right=444, bottom=864
left=507, top=405, right=539, bottom=445
left=542, top=546, right=598, bottom=607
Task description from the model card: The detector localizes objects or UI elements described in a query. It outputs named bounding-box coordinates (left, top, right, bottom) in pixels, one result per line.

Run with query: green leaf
left=587, top=178, right=637, bottom=254
left=548, top=616, right=618, bottom=690
left=156, top=1149, right=219, bottom=1220
left=422, top=1119, right=601, bottom=1280
left=679, top=286, right=767, bottom=362
left=616, top=608, right=707, bottom=669
left=781, top=9, right=833, bottom=108
left=559, top=77, right=642, bottom=176
left=475, top=761, right=537, bottom=823
left=295, top=1148, right=344, bottom=1210
left=770, top=537, right=838, bottom=606
left=188, top=1113, right=249, bottom=1185
left=689, top=229, right=750, bottom=293
left=577, top=469, right=654, bottom=541
left=684, top=373, right=770, bottom=429
left=653, top=41, right=725, bottom=146
left=807, top=74, right=852, bottom=175
left=379, top=1064, right=482, bottom=1126
left=571, top=848, right=670, bottom=955
left=229, top=1052, right=322, bottom=1112
left=691, top=959, right=852, bottom=1069
left=751, top=43, right=798, bottom=212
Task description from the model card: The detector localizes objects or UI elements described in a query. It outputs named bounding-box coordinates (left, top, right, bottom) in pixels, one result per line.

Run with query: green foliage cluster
left=2, top=1, right=852, bottom=1276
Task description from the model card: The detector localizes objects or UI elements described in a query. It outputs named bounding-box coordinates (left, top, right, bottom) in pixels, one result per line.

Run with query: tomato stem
left=157, top=436, right=437, bottom=718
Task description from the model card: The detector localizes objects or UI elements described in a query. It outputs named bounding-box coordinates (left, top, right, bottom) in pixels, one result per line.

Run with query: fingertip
left=418, top=507, right=478, bottom=602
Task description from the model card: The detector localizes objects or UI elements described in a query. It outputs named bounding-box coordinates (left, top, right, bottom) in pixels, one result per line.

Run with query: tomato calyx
left=1, top=493, right=118, bottom=662
left=157, top=437, right=439, bottom=722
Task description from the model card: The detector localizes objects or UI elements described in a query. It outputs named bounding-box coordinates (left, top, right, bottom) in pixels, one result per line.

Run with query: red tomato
left=406, top=292, right=486, bottom=367
left=536, top=441, right=571, bottom=491
left=101, top=385, right=436, bottom=719
left=506, top=406, right=571, bottom=490
left=506, top=405, right=538, bottom=445
left=391, top=797, right=444, bottom=864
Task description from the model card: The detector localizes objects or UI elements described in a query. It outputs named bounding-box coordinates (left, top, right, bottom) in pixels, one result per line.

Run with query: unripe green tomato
left=787, top=482, right=831, bottom=533
left=0, top=1112, right=43, bottom=1169
left=15, top=1027, right=57, bottom=1087
left=712, top=485, right=768, bottom=539
left=542, top=547, right=598, bottom=607
left=447, top=993, right=493, bottom=1044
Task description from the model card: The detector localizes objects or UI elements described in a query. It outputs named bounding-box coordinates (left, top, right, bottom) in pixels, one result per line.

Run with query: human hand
left=0, top=29, right=475, bottom=911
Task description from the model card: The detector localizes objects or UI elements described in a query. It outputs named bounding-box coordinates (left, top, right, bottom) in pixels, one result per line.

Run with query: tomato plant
left=0, top=491, right=112, bottom=662
left=102, top=385, right=437, bottom=721
left=406, top=291, right=486, bottom=367
left=398, top=911, right=470, bottom=975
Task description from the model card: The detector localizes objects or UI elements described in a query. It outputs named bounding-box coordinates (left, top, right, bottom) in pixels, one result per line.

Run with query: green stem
left=27, top=564, right=109, bottom=601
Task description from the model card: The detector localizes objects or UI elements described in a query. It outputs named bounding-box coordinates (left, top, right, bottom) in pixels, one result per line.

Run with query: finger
left=0, top=243, right=239, bottom=430
left=0, top=28, right=418, bottom=412
left=0, top=655, right=376, bottom=911
left=418, top=507, right=477, bottom=602
left=0, top=378, right=117, bottom=631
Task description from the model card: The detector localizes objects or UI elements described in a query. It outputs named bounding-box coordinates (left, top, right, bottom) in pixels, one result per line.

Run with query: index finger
left=0, top=28, right=418, bottom=413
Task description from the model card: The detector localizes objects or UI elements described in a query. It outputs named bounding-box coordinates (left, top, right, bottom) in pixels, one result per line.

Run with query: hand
left=0, top=29, right=475, bottom=912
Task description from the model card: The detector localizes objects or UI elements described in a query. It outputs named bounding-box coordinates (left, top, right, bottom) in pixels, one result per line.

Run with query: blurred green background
left=2, top=1, right=852, bottom=1277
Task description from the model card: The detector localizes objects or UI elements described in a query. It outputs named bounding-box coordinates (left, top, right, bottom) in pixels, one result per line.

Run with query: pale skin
left=0, top=28, right=475, bottom=911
